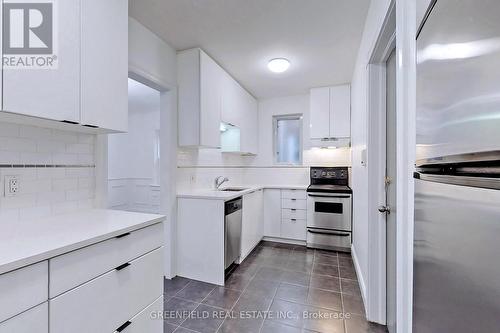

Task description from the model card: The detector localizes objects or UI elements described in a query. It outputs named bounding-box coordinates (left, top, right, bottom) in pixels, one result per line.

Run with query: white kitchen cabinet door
left=281, top=218, right=307, bottom=241
left=221, top=72, right=241, bottom=126
left=263, top=189, right=281, bottom=238
left=0, top=302, right=48, bottom=333
left=200, top=50, right=223, bottom=148
left=329, top=85, right=351, bottom=138
left=2, top=0, right=80, bottom=123
left=309, top=87, right=330, bottom=139
left=240, top=90, right=258, bottom=155
left=81, top=0, right=128, bottom=132
left=241, top=189, right=263, bottom=259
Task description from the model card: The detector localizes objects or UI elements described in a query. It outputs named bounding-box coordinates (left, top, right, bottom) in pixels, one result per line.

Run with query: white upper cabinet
left=80, top=0, right=128, bottom=132
left=178, top=48, right=258, bottom=153
left=309, top=84, right=351, bottom=146
left=2, top=0, right=80, bottom=123
left=0, top=0, right=128, bottom=133
left=329, top=85, right=351, bottom=138
left=309, top=87, right=331, bottom=139
left=178, top=48, right=223, bottom=148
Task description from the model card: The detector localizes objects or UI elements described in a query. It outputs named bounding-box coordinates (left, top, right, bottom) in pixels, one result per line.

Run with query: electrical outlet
left=4, top=175, right=20, bottom=197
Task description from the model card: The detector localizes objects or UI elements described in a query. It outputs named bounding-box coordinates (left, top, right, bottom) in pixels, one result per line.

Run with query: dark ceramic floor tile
left=275, top=283, right=309, bottom=304
left=274, top=242, right=297, bottom=250
left=218, top=317, right=264, bottom=333
left=163, top=321, right=178, bottom=333
left=175, top=281, right=217, bottom=303
left=180, top=304, right=225, bottom=333
left=338, top=251, right=352, bottom=258
left=341, top=279, right=362, bottom=298
left=261, top=320, right=302, bottom=333
left=225, top=273, right=253, bottom=291
left=338, top=256, right=354, bottom=268
left=173, top=327, right=197, bottom=333
left=314, top=249, right=339, bottom=258
left=233, top=291, right=273, bottom=312
left=307, top=288, right=343, bottom=311
left=312, top=263, right=339, bottom=277
left=164, top=276, right=192, bottom=297
left=280, top=271, right=311, bottom=287
left=344, top=314, right=388, bottom=333
left=233, top=262, right=260, bottom=277
left=343, top=294, right=366, bottom=316
left=202, top=287, right=241, bottom=310
left=255, top=266, right=285, bottom=281
left=289, top=251, right=315, bottom=263
left=244, top=279, right=280, bottom=300
left=310, top=274, right=341, bottom=292
left=285, top=259, right=313, bottom=274
left=314, top=253, right=339, bottom=266
left=302, top=307, right=344, bottom=333
left=260, top=256, right=289, bottom=269
left=164, top=297, right=199, bottom=325
left=268, top=299, right=308, bottom=329
left=339, top=265, right=358, bottom=280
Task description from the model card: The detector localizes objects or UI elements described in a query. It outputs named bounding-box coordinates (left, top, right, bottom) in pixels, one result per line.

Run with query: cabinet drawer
left=281, top=189, right=307, bottom=200
left=281, top=218, right=307, bottom=241
left=50, top=247, right=163, bottom=333
left=281, top=198, right=307, bottom=210
left=50, top=223, right=163, bottom=297
left=0, top=302, right=48, bottom=333
left=0, top=261, right=48, bottom=322
left=282, top=208, right=307, bottom=220
left=116, top=296, right=163, bottom=333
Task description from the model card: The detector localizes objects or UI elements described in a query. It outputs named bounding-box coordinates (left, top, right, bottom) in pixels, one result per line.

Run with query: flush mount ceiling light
left=268, top=58, right=290, bottom=73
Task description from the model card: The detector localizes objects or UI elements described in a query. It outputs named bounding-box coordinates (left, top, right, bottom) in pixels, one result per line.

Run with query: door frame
left=365, top=0, right=416, bottom=332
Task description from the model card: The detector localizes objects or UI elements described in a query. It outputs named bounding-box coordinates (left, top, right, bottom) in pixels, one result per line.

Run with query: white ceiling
left=128, top=78, right=160, bottom=112
left=129, top=0, right=369, bottom=99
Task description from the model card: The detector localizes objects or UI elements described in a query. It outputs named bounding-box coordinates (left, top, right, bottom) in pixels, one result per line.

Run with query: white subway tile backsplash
left=52, top=178, right=78, bottom=191
left=20, top=125, right=52, bottom=140
left=0, top=122, right=97, bottom=223
left=0, top=123, right=20, bottom=137
left=0, top=151, right=20, bottom=164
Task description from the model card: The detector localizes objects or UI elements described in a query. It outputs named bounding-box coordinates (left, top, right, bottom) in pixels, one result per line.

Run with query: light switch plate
left=4, top=175, right=20, bottom=197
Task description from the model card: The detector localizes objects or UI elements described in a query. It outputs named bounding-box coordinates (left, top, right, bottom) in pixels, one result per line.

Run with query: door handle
left=378, top=205, right=391, bottom=214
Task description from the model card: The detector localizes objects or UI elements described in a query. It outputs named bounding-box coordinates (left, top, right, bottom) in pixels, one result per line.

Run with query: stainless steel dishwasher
left=224, top=197, right=242, bottom=270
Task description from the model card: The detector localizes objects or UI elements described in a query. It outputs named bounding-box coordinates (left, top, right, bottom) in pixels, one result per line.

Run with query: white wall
left=177, top=94, right=352, bottom=191
left=350, top=0, right=392, bottom=317
left=0, top=123, right=96, bottom=223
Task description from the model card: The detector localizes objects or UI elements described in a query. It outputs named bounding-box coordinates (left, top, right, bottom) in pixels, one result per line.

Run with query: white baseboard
left=262, top=236, right=306, bottom=246
left=351, top=244, right=368, bottom=316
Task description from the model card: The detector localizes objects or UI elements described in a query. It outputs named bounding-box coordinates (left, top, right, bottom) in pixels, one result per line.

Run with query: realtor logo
left=2, top=0, right=58, bottom=69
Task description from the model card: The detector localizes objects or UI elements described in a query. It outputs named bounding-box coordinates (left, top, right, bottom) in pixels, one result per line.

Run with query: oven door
left=307, top=193, right=352, bottom=231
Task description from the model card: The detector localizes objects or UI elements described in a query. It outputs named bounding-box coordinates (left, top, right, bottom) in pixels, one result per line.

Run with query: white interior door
left=385, top=48, right=397, bottom=333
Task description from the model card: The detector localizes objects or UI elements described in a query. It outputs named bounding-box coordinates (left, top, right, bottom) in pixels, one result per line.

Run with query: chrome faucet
left=215, top=176, right=229, bottom=190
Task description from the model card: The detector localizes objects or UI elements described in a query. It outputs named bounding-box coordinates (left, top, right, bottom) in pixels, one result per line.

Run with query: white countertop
left=177, top=184, right=308, bottom=201
left=0, top=209, right=165, bottom=275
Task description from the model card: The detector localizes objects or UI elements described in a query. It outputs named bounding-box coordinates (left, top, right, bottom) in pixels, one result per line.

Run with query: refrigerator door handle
left=415, top=172, right=500, bottom=190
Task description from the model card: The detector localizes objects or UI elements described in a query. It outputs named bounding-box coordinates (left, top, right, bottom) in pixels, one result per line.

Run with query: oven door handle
left=307, top=229, right=351, bottom=237
left=308, top=194, right=351, bottom=199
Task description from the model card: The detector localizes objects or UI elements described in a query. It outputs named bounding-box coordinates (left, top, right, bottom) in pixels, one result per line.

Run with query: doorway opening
left=107, top=78, right=162, bottom=214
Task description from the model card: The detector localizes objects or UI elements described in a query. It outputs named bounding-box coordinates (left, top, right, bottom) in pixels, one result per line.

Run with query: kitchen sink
left=220, top=187, right=249, bottom=192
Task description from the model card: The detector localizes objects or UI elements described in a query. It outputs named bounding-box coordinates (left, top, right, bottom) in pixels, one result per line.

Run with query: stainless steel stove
left=306, top=167, right=352, bottom=252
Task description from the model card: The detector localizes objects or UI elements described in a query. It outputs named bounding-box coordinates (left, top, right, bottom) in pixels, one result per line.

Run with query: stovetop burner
left=307, top=184, right=352, bottom=194
left=308, top=167, right=351, bottom=194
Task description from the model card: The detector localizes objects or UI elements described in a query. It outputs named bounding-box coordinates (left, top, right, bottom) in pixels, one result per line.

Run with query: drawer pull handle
left=291, top=209, right=296, bottom=211
left=291, top=219, right=297, bottom=222
left=115, top=262, right=131, bottom=271
left=116, top=232, right=131, bottom=239
left=291, top=199, right=297, bottom=201
left=116, top=321, right=132, bottom=332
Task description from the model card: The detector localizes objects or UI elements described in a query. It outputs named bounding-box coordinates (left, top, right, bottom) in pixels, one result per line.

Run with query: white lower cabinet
left=281, top=218, right=307, bottom=240
left=50, top=247, right=163, bottom=333
left=0, top=302, right=48, bottom=333
left=262, top=189, right=308, bottom=242
left=241, top=189, right=264, bottom=260
left=263, top=189, right=282, bottom=238
left=0, top=261, right=48, bottom=323
left=121, top=296, right=164, bottom=333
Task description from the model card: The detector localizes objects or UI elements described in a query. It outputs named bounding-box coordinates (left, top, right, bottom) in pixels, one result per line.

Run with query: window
left=274, top=115, right=303, bottom=165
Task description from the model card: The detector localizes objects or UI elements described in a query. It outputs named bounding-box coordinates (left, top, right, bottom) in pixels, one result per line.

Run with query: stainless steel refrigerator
left=414, top=0, right=500, bottom=332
